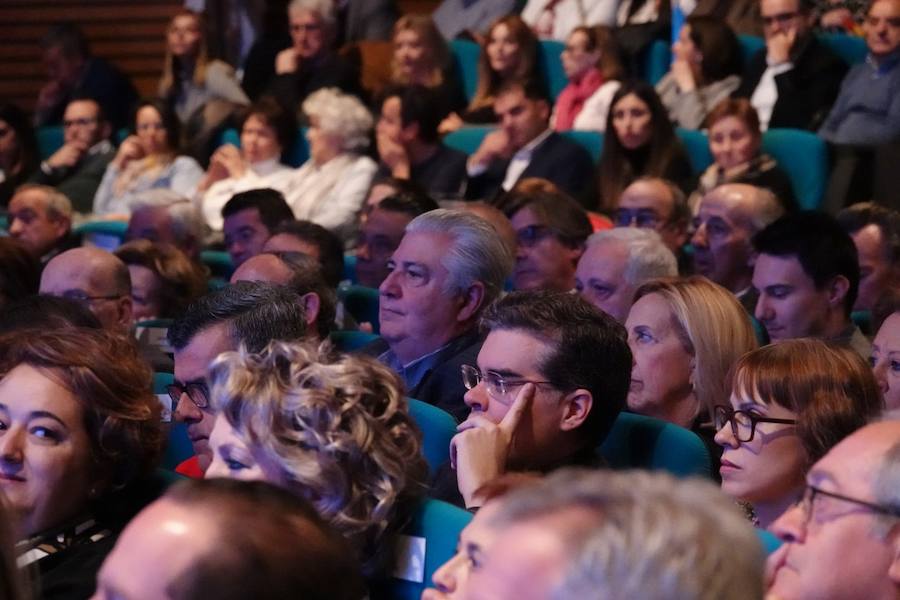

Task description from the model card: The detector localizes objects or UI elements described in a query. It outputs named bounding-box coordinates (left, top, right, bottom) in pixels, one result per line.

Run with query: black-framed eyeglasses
left=762, top=11, right=800, bottom=25
left=797, top=484, right=900, bottom=525
left=460, top=364, right=552, bottom=399
left=166, top=381, right=210, bottom=411
left=713, top=405, right=796, bottom=443
left=613, top=208, right=663, bottom=229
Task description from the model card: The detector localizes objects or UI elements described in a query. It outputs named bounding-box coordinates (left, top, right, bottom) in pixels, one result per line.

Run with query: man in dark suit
left=733, top=0, right=847, bottom=131
left=464, top=79, right=595, bottom=204
left=368, top=209, right=513, bottom=422
left=29, top=97, right=115, bottom=213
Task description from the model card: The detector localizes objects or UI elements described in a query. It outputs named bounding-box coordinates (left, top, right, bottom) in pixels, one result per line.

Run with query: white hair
left=16, top=184, right=72, bottom=220
left=405, top=208, right=513, bottom=310
left=302, top=88, right=373, bottom=153
left=129, top=189, right=205, bottom=246
left=586, top=228, right=677, bottom=286
left=288, top=0, right=336, bottom=28
left=493, top=469, right=765, bottom=600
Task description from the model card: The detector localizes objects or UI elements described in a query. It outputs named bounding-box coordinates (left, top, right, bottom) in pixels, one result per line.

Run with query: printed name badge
left=392, top=534, right=426, bottom=583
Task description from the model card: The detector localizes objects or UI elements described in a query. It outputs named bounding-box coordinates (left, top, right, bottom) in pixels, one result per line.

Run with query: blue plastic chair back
left=819, top=33, right=867, bottom=65
left=643, top=39, right=672, bottom=85
left=676, top=127, right=714, bottom=175
left=328, top=330, right=381, bottom=352
left=200, top=250, right=235, bottom=279
left=537, top=39, right=568, bottom=100
left=387, top=499, right=473, bottom=600
left=74, top=220, right=128, bottom=251
left=450, top=39, right=481, bottom=103
left=219, top=127, right=310, bottom=167
left=761, top=129, right=829, bottom=209
left=37, top=126, right=65, bottom=160
left=560, top=130, right=604, bottom=163
left=342, top=253, right=358, bottom=284
left=757, top=528, right=783, bottom=555
left=338, top=284, right=381, bottom=334
left=407, top=398, right=456, bottom=477
left=738, top=35, right=766, bottom=66
left=599, top=412, right=713, bottom=478
left=444, top=125, right=493, bottom=155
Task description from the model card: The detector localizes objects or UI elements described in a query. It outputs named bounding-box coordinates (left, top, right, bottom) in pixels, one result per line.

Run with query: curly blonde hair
left=209, top=340, right=427, bottom=577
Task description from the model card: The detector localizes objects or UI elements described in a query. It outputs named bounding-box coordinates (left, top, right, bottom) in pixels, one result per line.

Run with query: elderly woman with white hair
left=286, top=87, right=377, bottom=243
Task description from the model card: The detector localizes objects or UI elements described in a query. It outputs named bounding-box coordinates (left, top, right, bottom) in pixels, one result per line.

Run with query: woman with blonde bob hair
left=714, top=340, right=883, bottom=528
left=206, top=341, right=428, bottom=583
left=625, top=276, right=758, bottom=435
left=286, top=88, right=378, bottom=243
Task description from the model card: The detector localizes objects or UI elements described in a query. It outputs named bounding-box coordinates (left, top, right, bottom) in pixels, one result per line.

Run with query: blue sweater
left=819, top=50, right=900, bottom=146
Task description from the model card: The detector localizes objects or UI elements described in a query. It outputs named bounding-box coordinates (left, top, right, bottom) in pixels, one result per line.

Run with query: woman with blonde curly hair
left=113, top=239, right=207, bottom=321
left=206, top=340, right=428, bottom=583
left=0, top=328, right=163, bottom=597
left=714, top=340, right=883, bottom=527
left=624, top=276, right=758, bottom=441
left=285, top=88, right=378, bottom=243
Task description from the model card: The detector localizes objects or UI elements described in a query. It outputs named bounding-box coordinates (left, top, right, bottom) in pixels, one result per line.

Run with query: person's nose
left=713, top=419, right=738, bottom=449
left=356, top=240, right=371, bottom=261
left=379, top=267, right=401, bottom=299
left=771, top=500, right=807, bottom=544
left=755, top=295, right=773, bottom=323
left=8, top=218, right=24, bottom=236
left=872, top=357, right=889, bottom=396
left=0, top=427, right=25, bottom=466
left=174, top=392, right=203, bottom=424
left=463, top=381, right=489, bottom=413
left=691, top=222, right=708, bottom=248
left=430, top=553, right=464, bottom=594
left=205, top=453, right=228, bottom=479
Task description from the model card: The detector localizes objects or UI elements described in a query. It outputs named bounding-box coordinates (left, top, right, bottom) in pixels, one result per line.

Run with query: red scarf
left=554, top=68, right=604, bottom=131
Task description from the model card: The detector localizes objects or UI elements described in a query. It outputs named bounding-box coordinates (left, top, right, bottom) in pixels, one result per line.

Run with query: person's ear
left=300, top=292, right=321, bottom=330
left=538, top=99, right=551, bottom=122
left=117, top=295, right=134, bottom=330
left=560, top=389, right=592, bottom=432
left=688, top=357, right=697, bottom=389
left=456, top=281, right=485, bottom=322
left=826, top=275, right=850, bottom=309
left=887, top=523, right=900, bottom=585
left=51, top=214, right=71, bottom=240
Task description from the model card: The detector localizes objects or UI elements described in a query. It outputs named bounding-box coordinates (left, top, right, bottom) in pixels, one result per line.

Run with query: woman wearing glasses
left=714, top=339, right=882, bottom=528
left=92, top=99, right=203, bottom=217
left=205, top=341, right=427, bottom=589
left=0, top=328, right=163, bottom=599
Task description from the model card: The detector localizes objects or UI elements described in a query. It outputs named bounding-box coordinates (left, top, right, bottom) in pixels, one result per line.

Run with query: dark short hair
left=167, top=281, right=308, bottom=352
left=380, top=85, right=443, bottom=144
left=497, top=181, right=592, bottom=248
left=269, top=251, right=336, bottom=339
left=270, top=220, right=345, bottom=288
left=753, top=211, right=860, bottom=315
left=0, top=295, right=102, bottom=335
left=495, top=77, right=550, bottom=105
left=41, top=22, right=90, bottom=58
left=837, top=202, right=900, bottom=265
left=377, top=188, right=440, bottom=219
left=0, top=239, right=40, bottom=308
left=164, top=479, right=366, bottom=600
left=0, top=103, right=39, bottom=178
left=686, top=15, right=742, bottom=82
left=240, top=95, right=297, bottom=156
left=481, top=290, right=632, bottom=444
left=68, top=95, right=108, bottom=126
left=221, top=188, right=294, bottom=232
left=133, top=98, right=181, bottom=153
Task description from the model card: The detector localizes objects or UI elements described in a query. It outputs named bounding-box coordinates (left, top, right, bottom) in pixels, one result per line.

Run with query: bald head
left=707, top=184, right=784, bottom=230
left=616, top=178, right=689, bottom=252
left=40, top=247, right=133, bottom=332
left=458, top=202, right=518, bottom=259
left=230, top=253, right=296, bottom=285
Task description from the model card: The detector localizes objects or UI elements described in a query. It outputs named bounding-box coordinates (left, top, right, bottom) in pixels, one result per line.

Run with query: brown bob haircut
left=728, top=339, right=883, bottom=465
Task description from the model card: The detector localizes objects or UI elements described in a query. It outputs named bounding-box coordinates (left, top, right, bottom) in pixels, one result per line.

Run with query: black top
left=268, top=53, right=364, bottom=117
left=377, top=144, right=468, bottom=200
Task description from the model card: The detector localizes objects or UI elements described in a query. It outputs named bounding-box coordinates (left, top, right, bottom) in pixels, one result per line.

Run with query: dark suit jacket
left=365, top=330, right=483, bottom=423
left=464, top=132, right=595, bottom=205
left=269, top=53, right=364, bottom=115
left=734, top=34, right=848, bottom=131
left=29, top=146, right=116, bottom=213
left=340, top=0, right=398, bottom=44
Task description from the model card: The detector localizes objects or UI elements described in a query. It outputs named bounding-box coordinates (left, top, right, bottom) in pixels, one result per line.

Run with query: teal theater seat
left=444, top=125, right=493, bottom=155
left=219, top=127, right=310, bottom=167
left=676, top=127, right=714, bottom=174
left=153, top=372, right=194, bottom=471
left=200, top=250, right=234, bottom=279
left=37, top=126, right=65, bottom=160
left=757, top=527, right=783, bottom=555
left=761, top=129, right=829, bottom=209
left=385, top=498, right=473, bottom=600
left=738, top=35, right=766, bottom=65
left=407, top=398, right=456, bottom=477
left=560, top=130, right=604, bottom=163
left=819, top=33, right=867, bottom=65
left=328, top=330, right=380, bottom=352
left=342, top=253, right=358, bottom=284
left=450, top=39, right=481, bottom=103
left=599, top=411, right=713, bottom=478
left=643, top=39, right=672, bottom=85
left=338, top=284, right=381, bottom=334
left=74, top=220, right=128, bottom=251
left=537, top=39, right=567, bottom=100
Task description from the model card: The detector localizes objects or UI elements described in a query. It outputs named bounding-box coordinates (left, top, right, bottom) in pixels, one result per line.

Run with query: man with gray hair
left=371, top=208, right=513, bottom=421
left=125, top=189, right=205, bottom=261
left=691, top=183, right=787, bottom=314
left=7, top=184, right=76, bottom=263
left=575, top=228, right=678, bottom=322
left=768, top=412, right=900, bottom=600
left=462, top=468, right=765, bottom=600
left=166, top=281, right=309, bottom=477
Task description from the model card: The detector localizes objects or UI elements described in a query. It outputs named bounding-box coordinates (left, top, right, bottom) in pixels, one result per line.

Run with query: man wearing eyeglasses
left=614, top=177, right=691, bottom=271
left=692, top=183, right=787, bottom=314
left=166, top=282, right=309, bottom=477
left=497, top=181, right=593, bottom=292
left=39, top=246, right=133, bottom=335
left=28, top=97, right=114, bottom=213
left=432, top=290, right=631, bottom=509
left=767, top=414, right=900, bottom=600
left=734, top=0, right=847, bottom=131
